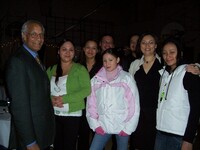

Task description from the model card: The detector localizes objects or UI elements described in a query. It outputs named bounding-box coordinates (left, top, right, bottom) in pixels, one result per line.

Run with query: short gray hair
left=21, top=20, right=45, bottom=34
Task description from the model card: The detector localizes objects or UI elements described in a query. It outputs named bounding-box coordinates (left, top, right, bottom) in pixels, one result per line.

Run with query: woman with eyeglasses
left=129, top=32, right=162, bottom=150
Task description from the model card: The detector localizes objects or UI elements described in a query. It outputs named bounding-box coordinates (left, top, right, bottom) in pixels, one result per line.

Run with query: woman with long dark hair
left=77, top=40, right=102, bottom=150
left=46, top=39, right=91, bottom=150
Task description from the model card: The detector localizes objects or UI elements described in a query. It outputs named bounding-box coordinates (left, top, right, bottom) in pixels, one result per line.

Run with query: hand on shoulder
left=186, top=64, right=200, bottom=75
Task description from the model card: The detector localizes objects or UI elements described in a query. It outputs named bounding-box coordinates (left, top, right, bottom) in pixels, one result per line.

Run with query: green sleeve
left=62, top=64, right=91, bottom=103
left=46, top=65, right=56, bottom=80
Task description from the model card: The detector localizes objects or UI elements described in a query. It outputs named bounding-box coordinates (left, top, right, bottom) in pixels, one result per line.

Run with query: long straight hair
left=55, top=39, right=75, bottom=84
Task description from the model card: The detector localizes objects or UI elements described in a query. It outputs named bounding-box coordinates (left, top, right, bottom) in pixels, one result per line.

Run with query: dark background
left=0, top=0, right=200, bottom=74
left=0, top=1, right=200, bottom=149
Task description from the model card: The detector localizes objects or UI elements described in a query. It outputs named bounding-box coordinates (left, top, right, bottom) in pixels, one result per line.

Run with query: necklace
left=144, top=57, right=155, bottom=64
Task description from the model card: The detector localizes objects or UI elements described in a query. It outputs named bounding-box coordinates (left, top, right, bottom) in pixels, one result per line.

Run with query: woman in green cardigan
left=46, top=39, right=91, bottom=150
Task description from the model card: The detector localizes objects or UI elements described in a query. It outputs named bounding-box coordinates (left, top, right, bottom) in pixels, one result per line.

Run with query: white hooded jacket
left=86, top=65, right=140, bottom=135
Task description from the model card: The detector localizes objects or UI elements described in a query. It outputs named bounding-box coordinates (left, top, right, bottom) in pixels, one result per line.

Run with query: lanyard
left=159, top=69, right=174, bottom=102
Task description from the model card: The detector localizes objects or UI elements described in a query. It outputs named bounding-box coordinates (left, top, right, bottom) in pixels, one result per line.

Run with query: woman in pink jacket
left=86, top=48, right=140, bottom=150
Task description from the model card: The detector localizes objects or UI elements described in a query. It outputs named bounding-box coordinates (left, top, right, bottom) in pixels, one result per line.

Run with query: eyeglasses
left=26, top=32, right=44, bottom=39
left=141, top=41, right=155, bottom=45
left=101, top=40, right=113, bottom=45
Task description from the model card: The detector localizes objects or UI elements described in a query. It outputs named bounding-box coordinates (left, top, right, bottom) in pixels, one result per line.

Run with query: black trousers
left=77, top=109, right=91, bottom=150
left=54, top=115, right=81, bottom=150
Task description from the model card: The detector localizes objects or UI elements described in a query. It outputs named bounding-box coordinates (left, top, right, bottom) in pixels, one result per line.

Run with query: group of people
left=4, top=19, right=200, bottom=150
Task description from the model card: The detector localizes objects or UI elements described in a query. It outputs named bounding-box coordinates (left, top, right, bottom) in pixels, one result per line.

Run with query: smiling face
left=59, top=41, right=75, bottom=63
left=22, top=23, right=44, bottom=51
left=103, top=53, right=119, bottom=72
left=140, top=35, right=157, bottom=56
left=83, top=40, right=98, bottom=59
left=99, top=35, right=114, bottom=52
left=162, top=42, right=178, bottom=70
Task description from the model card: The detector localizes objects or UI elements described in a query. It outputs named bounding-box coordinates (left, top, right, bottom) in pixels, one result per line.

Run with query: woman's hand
left=52, top=96, right=64, bottom=107
left=186, top=64, right=200, bottom=75
left=181, top=141, right=192, bottom=150
left=119, top=130, right=128, bottom=136
left=95, top=126, right=105, bottom=135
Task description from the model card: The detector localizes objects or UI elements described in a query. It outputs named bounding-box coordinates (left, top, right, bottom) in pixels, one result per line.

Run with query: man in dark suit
left=5, top=20, right=55, bottom=150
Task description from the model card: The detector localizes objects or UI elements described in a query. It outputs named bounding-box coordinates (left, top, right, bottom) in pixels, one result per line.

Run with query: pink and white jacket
left=86, top=65, right=140, bottom=135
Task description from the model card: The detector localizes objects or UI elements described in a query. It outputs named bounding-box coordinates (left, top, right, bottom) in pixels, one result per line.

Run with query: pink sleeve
left=123, top=83, right=135, bottom=122
left=87, top=85, right=99, bottom=119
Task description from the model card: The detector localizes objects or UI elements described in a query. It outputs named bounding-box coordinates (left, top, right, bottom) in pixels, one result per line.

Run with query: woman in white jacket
left=155, top=38, right=200, bottom=150
left=86, top=48, right=140, bottom=150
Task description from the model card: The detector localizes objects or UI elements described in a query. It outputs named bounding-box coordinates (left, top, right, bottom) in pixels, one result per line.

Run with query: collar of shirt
left=23, top=44, right=38, bottom=58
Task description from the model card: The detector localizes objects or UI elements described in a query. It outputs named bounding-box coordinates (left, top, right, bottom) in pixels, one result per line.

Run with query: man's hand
left=27, top=143, right=40, bottom=150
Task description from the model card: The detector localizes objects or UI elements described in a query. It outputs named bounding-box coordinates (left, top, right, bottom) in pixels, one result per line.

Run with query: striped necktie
left=35, top=55, right=44, bottom=70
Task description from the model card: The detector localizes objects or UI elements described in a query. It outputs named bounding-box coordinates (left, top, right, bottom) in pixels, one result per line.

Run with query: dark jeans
left=154, top=131, right=182, bottom=150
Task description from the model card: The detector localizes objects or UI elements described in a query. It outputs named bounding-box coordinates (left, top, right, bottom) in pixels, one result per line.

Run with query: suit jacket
left=5, top=46, right=55, bottom=149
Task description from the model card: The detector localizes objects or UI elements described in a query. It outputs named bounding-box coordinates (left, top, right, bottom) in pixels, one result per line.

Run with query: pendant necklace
left=144, top=57, right=155, bottom=64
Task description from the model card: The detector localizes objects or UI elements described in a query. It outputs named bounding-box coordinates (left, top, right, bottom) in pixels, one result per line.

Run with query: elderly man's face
left=22, top=23, right=44, bottom=51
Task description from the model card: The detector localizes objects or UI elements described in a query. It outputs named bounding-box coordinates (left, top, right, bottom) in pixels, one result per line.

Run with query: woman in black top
left=129, top=32, right=162, bottom=150
left=77, top=40, right=102, bottom=150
